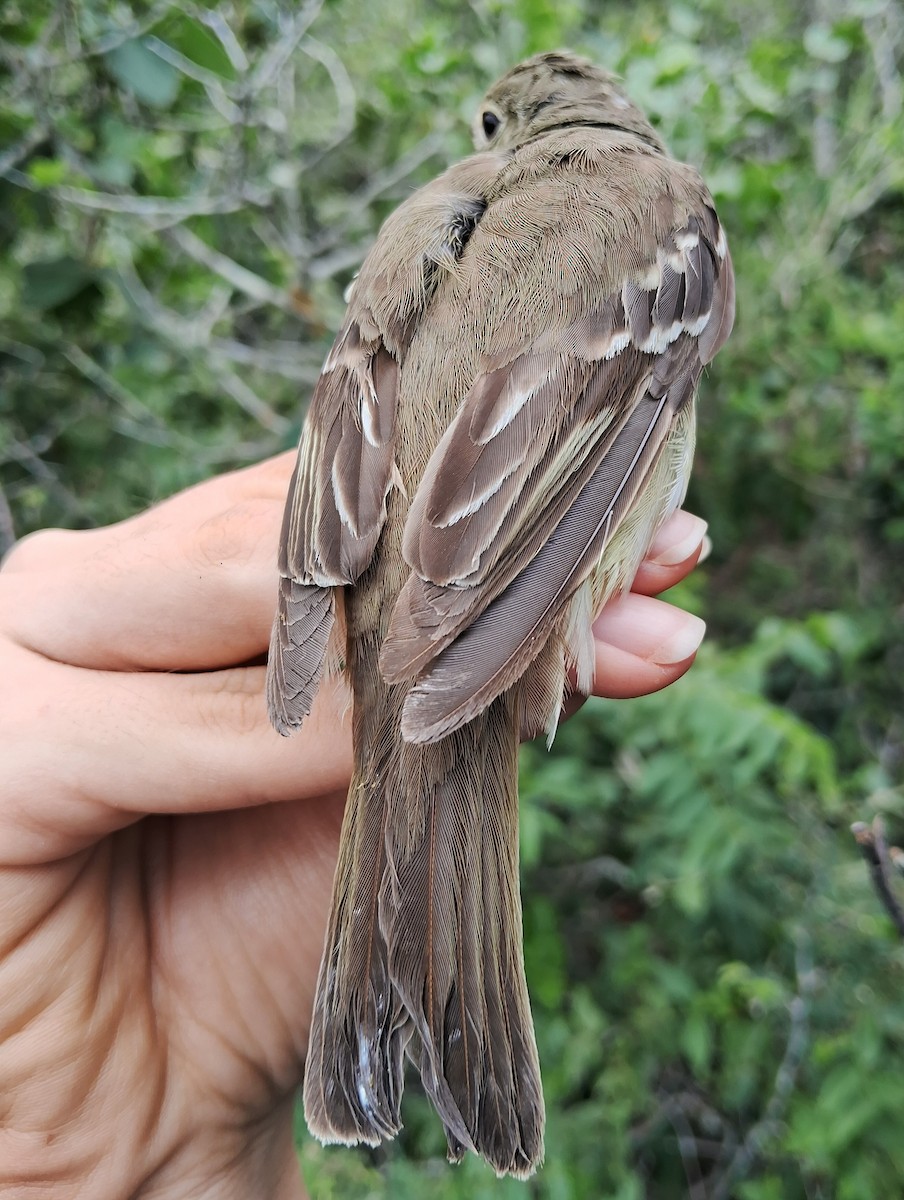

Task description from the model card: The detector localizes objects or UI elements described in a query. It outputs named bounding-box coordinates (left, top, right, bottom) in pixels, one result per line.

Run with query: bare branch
left=0, top=126, right=49, bottom=178
left=192, top=283, right=234, bottom=342
left=62, top=344, right=200, bottom=454
left=47, top=2, right=175, bottom=64
left=631, top=1089, right=737, bottom=1155
left=246, top=0, right=324, bottom=94
left=2, top=167, right=271, bottom=220
left=208, top=337, right=323, bottom=382
left=539, top=854, right=634, bottom=889
left=113, top=264, right=291, bottom=435
left=116, top=262, right=219, bottom=349
left=143, top=36, right=243, bottom=123
left=852, top=816, right=904, bottom=939
left=661, top=1091, right=707, bottom=1200
left=163, top=226, right=297, bottom=313
left=864, top=3, right=903, bottom=121
left=209, top=364, right=291, bottom=436
left=113, top=259, right=319, bottom=382
left=308, top=240, right=371, bottom=281
left=708, top=934, right=815, bottom=1200
left=3, top=438, right=90, bottom=525
left=301, top=37, right=357, bottom=151
left=309, top=128, right=449, bottom=260
left=0, top=338, right=45, bottom=373
left=197, top=10, right=249, bottom=73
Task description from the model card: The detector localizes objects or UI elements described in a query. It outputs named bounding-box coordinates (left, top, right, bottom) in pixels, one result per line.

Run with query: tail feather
left=302, top=687, right=410, bottom=1142
left=303, top=680, right=544, bottom=1177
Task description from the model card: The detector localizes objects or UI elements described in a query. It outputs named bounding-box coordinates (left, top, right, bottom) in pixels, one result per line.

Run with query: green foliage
left=3, top=0, right=904, bottom=1196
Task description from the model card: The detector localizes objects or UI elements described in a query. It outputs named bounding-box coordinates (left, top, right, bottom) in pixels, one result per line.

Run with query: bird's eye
left=481, top=111, right=502, bottom=139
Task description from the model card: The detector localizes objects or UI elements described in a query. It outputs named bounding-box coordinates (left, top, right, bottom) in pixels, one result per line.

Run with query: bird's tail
left=302, top=657, right=544, bottom=1178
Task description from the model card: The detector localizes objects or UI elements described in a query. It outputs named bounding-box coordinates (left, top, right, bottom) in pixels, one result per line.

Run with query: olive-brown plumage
left=268, top=51, right=734, bottom=1177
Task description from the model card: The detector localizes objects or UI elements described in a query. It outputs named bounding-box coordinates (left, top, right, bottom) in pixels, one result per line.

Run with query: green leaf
left=152, top=12, right=238, bottom=79
left=680, top=1010, right=712, bottom=1073
left=21, top=257, right=95, bottom=310
left=26, top=158, right=68, bottom=187
left=804, top=23, right=852, bottom=63
left=105, top=39, right=180, bottom=108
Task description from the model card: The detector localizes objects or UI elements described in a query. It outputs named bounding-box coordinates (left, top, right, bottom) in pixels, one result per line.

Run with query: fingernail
left=649, top=613, right=707, bottom=665
left=697, top=534, right=713, bottom=566
left=648, top=513, right=708, bottom=567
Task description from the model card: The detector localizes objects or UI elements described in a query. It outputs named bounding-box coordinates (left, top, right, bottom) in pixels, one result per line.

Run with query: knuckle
left=192, top=500, right=275, bottom=572
left=2, top=528, right=77, bottom=575
left=199, top=668, right=266, bottom=738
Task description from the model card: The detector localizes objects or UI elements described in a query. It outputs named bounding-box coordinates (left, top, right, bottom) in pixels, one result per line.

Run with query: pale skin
left=0, top=452, right=707, bottom=1199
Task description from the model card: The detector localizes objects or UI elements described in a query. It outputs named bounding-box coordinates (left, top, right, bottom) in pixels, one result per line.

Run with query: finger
left=630, top=510, right=707, bottom=596
left=591, top=592, right=705, bottom=699
left=3, top=453, right=295, bottom=574
left=1, top=459, right=704, bottom=673
left=3, top=587, right=700, bottom=860
left=0, top=454, right=296, bottom=671
left=1, top=650, right=353, bottom=865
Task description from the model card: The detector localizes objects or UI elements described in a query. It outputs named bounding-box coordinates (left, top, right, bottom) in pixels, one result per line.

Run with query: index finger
left=0, top=454, right=296, bottom=671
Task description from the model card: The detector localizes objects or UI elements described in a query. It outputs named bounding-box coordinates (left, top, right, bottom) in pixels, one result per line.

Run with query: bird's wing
left=267, top=154, right=505, bottom=733
left=380, top=150, right=735, bottom=742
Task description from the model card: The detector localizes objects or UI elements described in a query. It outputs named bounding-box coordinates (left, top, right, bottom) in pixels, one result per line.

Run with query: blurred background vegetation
left=2, top=0, right=904, bottom=1196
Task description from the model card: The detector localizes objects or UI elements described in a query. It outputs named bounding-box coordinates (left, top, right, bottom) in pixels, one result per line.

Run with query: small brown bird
left=268, top=51, right=734, bottom=1177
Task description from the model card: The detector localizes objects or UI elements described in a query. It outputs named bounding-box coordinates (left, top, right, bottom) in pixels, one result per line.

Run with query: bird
left=267, top=50, right=734, bottom=1178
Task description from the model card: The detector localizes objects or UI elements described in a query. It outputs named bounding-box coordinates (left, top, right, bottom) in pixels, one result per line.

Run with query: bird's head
left=473, top=51, right=665, bottom=154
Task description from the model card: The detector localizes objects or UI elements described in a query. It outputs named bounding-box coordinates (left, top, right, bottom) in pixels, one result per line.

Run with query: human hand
left=0, top=453, right=706, bottom=1199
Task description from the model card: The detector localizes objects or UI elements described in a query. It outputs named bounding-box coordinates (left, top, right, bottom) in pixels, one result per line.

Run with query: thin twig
left=163, top=226, right=296, bottom=312
left=864, top=3, right=903, bottom=121
left=300, top=37, right=357, bottom=152
left=0, top=481, right=16, bottom=558
left=62, top=344, right=197, bottom=453
left=209, top=364, right=291, bottom=435
left=631, top=1089, right=737, bottom=1156
left=4, top=438, right=89, bottom=523
left=3, top=168, right=271, bottom=219
left=246, top=0, right=324, bottom=94
left=538, top=854, right=634, bottom=889
left=208, top=337, right=323, bottom=381
left=661, top=1091, right=707, bottom=1200
left=197, top=10, right=249, bottom=73
left=708, top=933, right=815, bottom=1200
left=144, top=35, right=242, bottom=98
left=113, top=264, right=291, bottom=434
left=59, top=2, right=174, bottom=62
left=0, top=126, right=49, bottom=179
left=309, top=129, right=449, bottom=257
left=851, top=817, right=904, bottom=939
